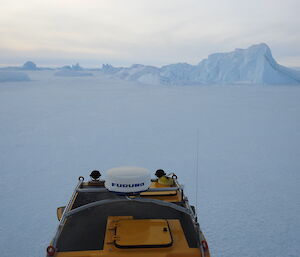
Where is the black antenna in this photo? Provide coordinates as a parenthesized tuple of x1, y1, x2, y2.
(195, 129, 200, 214)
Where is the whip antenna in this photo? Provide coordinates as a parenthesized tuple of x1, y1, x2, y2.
(195, 129, 200, 214)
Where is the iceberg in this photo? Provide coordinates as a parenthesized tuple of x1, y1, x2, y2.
(54, 64, 93, 77)
(101, 43, 300, 85)
(195, 43, 300, 84)
(22, 61, 38, 70)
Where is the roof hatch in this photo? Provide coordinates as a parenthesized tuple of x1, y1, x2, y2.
(114, 219, 172, 248)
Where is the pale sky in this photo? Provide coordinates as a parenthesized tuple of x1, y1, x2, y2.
(0, 0, 299, 67)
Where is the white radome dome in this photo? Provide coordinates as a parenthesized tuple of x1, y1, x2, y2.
(105, 166, 151, 193)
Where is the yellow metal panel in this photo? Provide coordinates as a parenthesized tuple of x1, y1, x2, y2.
(140, 182, 182, 202)
(115, 219, 172, 247)
(140, 190, 177, 196)
(55, 251, 99, 256)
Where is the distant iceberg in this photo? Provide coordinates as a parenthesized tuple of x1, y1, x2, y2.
(22, 61, 38, 70)
(54, 63, 93, 77)
(0, 61, 53, 71)
(0, 71, 30, 82)
(101, 43, 300, 85)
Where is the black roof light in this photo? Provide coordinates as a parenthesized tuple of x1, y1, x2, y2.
(155, 169, 166, 178)
(90, 170, 101, 181)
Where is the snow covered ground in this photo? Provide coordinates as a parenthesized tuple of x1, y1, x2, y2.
(0, 71, 299, 257)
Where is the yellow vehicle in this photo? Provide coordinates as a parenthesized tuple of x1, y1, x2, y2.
(46, 167, 210, 257)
